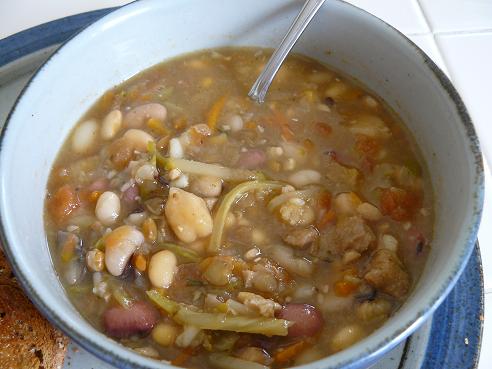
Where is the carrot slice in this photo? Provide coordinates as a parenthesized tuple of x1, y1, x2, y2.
(269, 111, 295, 141)
(274, 341, 307, 364)
(317, 209, 336, 229)
(207, 95, 228, 130)
(171, 348, 194, 367)
(334, 280, 358, 297)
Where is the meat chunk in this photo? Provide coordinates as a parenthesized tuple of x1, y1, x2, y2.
(326, 216, 375, 256)
(282, 227, 318, 248)
(364, 249, 410, 298)
(279, 201, 315, 226)
(237, 292, 281, 318)
(324, 158, 359, 192)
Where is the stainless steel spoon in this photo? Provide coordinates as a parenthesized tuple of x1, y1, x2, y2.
(248, 0, 327, 104)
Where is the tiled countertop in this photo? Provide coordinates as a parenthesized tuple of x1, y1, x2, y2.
(1, 0, 491, 367)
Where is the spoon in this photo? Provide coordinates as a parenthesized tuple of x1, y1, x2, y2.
(248, 0, 327, 104)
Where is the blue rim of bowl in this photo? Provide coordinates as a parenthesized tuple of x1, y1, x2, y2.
(0, 1, 484, 369)
(0, 8, 116, 67)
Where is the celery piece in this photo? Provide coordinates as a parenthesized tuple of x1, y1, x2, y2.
(147, 140, 157, 167)
(113, 287, 135, 309)
(146, 289, 179, 315)
(159, 242, 201, 263)
(208, 180, 283, 252)
(94, 238, 105, 250)
(174, 308, 290, 336)
(157, 156, 264, 182)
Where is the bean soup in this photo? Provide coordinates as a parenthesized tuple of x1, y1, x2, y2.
(45, 48, 432, 368)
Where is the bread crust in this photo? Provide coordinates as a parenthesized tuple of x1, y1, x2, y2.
(0, 251, 69, 369)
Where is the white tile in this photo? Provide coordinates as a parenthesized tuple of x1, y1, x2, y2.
(436, 33, 492, 164)
(407, 34, 449, 75)
(346, 0, 430, 34)
(419, 0, 492, 33)
(0, 0, 131, 39)
(437, 32, 492, 291)
(478, 293, 491, 369)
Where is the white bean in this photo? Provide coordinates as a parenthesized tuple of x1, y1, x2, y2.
(380, 234, 398, 252)
(148, 250, 177, 288)
(170, 173, 189, 188)
(123, 129, 154, 152)
(325, 81, 348, 98)
(288, 169, 321, 187)
(95, 191, 120, 225)
(165, 188, 213, 243)
(169, 138, 184, 158)
(86, 249, 105, 272)
(189, 176, 222, 197)
(101, 110, 122, 140)
(104, 225, 144, 276)
(124, 103, 167, 128)
(126, 212, 147, 226)
(349, 115, 391, 138)
(152, 323, 178, 347)
(334, 192, 361, 215)
(331, 325, 364, 352)
(72, 119, 98, 153)
(357, 202, 382, 221)
(135, 163, 157, 184)
(270, 244, 313, 277)
(363, 95, 379, 108)
(228, 115, 244, 132)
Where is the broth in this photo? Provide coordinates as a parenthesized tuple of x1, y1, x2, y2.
(45, 48, 432, 368)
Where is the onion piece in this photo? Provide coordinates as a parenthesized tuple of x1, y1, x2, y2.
(267, 188, 320, 212)
(158, 156, 264, 182)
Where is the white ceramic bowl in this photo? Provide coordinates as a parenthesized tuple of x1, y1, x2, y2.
(0, 1, 483, 368)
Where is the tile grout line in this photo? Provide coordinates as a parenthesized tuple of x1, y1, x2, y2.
(436, 28, 492, 36)
(413, 0, 453, 78)
(413, 1, 490, 298)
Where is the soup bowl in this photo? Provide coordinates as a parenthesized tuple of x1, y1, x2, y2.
(0, 0, 483, 368)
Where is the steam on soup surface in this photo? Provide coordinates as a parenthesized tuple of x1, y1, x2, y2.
(45, 48, 432, 368)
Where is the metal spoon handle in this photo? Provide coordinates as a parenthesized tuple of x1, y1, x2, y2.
(248, 0, 327, 103)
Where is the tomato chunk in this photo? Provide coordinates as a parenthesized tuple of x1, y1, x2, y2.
(380, 187, 420, 221)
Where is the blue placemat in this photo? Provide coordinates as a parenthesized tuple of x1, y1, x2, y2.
(421, 245, 483, 369)
(0, 8, 116, 67)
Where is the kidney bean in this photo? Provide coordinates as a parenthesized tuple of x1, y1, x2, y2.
(103, 301, 159, 338)
(276, 304, 324, 338)
(238, 149, 266, 169)
(88, 178, 109, 192)
(122, 184, 139, 206)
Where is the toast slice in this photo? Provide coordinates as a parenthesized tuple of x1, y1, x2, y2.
(0, 251, 69, 369)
